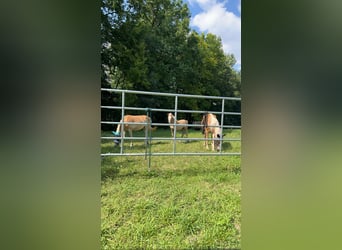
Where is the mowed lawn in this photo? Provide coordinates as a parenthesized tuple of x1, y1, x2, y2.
(101, 129, 241, 249)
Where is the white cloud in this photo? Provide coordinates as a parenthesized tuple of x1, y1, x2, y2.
(194, 0, 218, 9)
(190, 0, 241, 70)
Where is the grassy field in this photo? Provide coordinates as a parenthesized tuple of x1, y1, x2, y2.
(101, 129, 241, 249)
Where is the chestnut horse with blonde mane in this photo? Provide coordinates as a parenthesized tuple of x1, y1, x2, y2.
(167, 113, 188, 138)
(114, 115, 157, 148)
(201, 113, 224, 151)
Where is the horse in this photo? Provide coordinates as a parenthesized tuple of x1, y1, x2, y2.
(113, 115, 157, 148)
(167, 113, 188, 138)
(201, 113, 224, 151)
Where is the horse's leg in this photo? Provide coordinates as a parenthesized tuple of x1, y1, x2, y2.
(203, 129, 206, 147)
(129, 129, 133, 148)
(121, 131, 125, 148)
(145, 125, 148, 146)
(211, 134, 215, 151)
(211, 132, 215, 151)
(205, 130, 209, 149)
(206, 133, 210, 149)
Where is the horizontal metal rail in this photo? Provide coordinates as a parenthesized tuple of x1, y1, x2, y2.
(102, 88, 241, 101)
(101, 136, 241, 141)
(101, 152, 241, 157)
(101, 105, 241, 115)
(101, 121, 241, 129)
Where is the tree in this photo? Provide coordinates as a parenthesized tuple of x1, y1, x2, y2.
(101, 0, 241, 129)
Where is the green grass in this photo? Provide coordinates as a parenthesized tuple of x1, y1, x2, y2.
(101, 129, 241, 249)
(101, 128, 241, 155)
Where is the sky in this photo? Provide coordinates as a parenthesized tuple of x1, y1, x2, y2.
(185, 0, 241, 71)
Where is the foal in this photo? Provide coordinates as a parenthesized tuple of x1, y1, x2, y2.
(167, 113, 188, 138)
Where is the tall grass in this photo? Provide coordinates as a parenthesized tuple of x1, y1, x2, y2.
(101, 129, 241, 249)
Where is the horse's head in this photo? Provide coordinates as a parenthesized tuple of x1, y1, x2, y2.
(214, 133, 225, 151)
(167, 113, 173, 123)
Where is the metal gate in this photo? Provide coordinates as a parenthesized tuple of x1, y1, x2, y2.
(101, 88, 241, 167)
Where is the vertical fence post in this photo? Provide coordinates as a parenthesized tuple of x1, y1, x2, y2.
(220, 99, 225, 153)
(120, 91, 125, 153)
(145, 108, 152, 171)
(145, 111, 148, 160)
(173, 95, 178, 154)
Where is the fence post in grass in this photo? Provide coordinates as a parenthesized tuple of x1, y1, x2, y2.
(120, 91, 125, 153)
(145, 107, 152, 171)
(173, 95, 178, 154)
(220, 98, 225, 153)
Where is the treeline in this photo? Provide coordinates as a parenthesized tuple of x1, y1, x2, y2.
(101, 0, 241, 130)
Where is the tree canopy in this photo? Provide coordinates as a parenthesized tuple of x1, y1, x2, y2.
(101, 0, 241, 128)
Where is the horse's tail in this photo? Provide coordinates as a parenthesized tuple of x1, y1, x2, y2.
(115, 119, 122, 134)
(147, 116, 157, 131)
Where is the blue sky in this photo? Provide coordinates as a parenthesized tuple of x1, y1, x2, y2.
(184, 0, 241, 70)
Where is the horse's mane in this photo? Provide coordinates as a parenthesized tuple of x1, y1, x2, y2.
(201, 112, 209, 134)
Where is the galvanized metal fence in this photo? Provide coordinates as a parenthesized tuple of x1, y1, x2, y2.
(101, 88, 241, 168)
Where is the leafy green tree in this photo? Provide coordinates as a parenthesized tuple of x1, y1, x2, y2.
(101, 0, 241, 128)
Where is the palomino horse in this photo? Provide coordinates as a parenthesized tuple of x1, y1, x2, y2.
(113, 115, 157, 148)
(201, 113, 224, 151)
(167, 113, 188, 138)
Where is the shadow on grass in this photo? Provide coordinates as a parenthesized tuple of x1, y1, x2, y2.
(107, 160, 238, 179)
(101, 156, 145, 180)
(222, 142, 233, 150)
(153, 139, 196, 145)
(102, 159, 240, 180)
(101, 143, 153, 154)
(101, 167, 120, 180)
(101, 143, 120, 154)
(101, 157, 120, 180)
